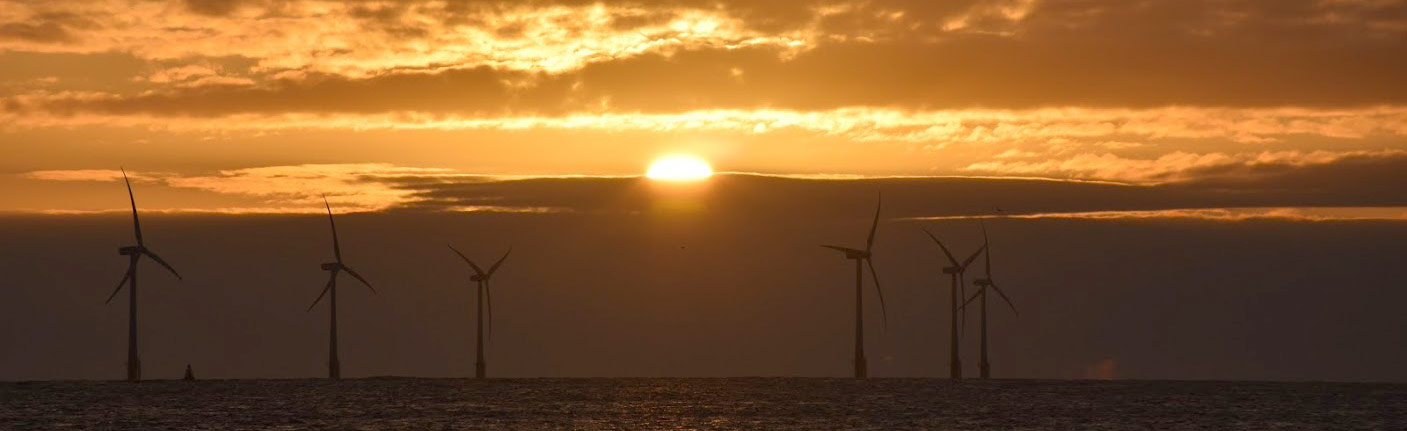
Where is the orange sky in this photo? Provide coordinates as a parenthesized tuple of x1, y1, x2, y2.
(2, 0, 1406, 213)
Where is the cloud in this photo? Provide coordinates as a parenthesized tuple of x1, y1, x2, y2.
(17, 154, 1407, 216)
(0, 1, 819, 77)
(0, 21, 75, 44)
(908, 207, 1407, 222)
(2, 0, 1404, 110)
(18, 163, 612, 213)
(161, 163, 461, 212)
(962, 149, 1407, 183)
(4, 104, 1405, 151)
(23, 169, 157, 182)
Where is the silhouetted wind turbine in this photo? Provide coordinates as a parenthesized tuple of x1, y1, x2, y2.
(922, 229, 984, 380)
(965, 224, 1018, 379)
(306, 196, 376, 380)
(104, 169, 182, 382)
(447, 245, 511, 379)
(821, 194, 888, 379)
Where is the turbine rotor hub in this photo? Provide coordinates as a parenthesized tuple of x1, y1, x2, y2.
(118, 246, 141, 256)
(320, 262, 340, 271)
(942, 267, 960, 274)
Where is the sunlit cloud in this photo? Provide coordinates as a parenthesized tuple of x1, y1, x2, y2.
(18, 162, 1407, 217)
(444, 205, 573, 214)
(19, 163, 635, 214)
(0, 1, 819, 78)
(161, 163, 459, 212)
(23, 169, 160, 182)
(31, 206, 338, 215)
(5, 0, 1407, 214)
(6, 106, 1405, 146)
(942, 0, 1039, 34)
(30, 204, 574, 216)
(22, 164, 459, 213)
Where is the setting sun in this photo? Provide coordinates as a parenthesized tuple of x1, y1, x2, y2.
(646, 155, 714, 181)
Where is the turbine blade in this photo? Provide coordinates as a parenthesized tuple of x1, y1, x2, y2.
(123, 168, 143, 246)
(307, 273, 335, 311)
(341, 266, 376, 295)
(961, 244, 987, 270)
(447, 245, 485, 276)
(820, 245, 863, 255)
(865, 193, 881, 252)
(141, 249, 182, 280)
(866, 258, 887, 331)
(485, 282, 494, 341)
(922, 229, 960, 267)
(105, 268, 133, 304)
(959, 274, 967, 338)
(990, 282, 1019, 316)
(486, 247, 512, 278)
(324, 195, 341, 263)
(959, 287, 982, 310)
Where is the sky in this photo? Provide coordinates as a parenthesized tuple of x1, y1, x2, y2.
(1, 0, 1406, 381)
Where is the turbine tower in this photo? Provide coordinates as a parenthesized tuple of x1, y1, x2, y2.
(922, 229, 984, 380)
(306, 196, 376, 380)
(448, 245, 512, 379)
(104, 169, 182, 382)
(821, 194, 888, 379)
(966, 224, 1018, 379)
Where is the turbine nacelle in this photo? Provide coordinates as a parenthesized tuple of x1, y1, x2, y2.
(320, 262, 341, 271)
(942, 266, 961, 274)
(470, 274, 487, 282)
(118, 245, 142, 256)
(974, 278, 993, 286)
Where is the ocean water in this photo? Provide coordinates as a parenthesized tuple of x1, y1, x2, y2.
(3, 378, 1404, 430)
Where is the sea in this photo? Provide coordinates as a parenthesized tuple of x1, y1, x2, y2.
(3, 378, 1404, 430)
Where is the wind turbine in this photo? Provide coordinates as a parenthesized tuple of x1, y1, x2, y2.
(821, 193, 888, 379)
(965, 224, 1018, 379)
(922, 229, 984, 380)
(447, 245, 511, 379)
(306, 196, 376, 380)
(104, 168, 182, 383)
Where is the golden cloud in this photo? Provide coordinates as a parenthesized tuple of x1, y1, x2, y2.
(19, 163, 609, 214)
(23, 169, 160, 182)
(0, 1, 819, 78)
(5, 106, 1405, 146)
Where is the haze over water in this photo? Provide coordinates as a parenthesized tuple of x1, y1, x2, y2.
(4, 378, 1404, 430)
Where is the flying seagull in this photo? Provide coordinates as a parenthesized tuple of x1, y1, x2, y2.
(104, 168, 182, 383)
(922, 228, 984, 380)
(964, 224, 1018, 379)
(448, 245, 512, 379)
(821, 193, 888, 379)
(306, 196, 376, 380)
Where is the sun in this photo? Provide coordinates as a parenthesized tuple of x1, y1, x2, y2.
(646, 155, 713, 181)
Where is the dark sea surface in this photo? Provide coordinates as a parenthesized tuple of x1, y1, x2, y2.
(3, 378, 1405, 430)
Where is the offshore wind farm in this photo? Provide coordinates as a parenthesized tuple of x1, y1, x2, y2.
(3, 166, 1404, 430)
(4, 0, 1407, 429)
